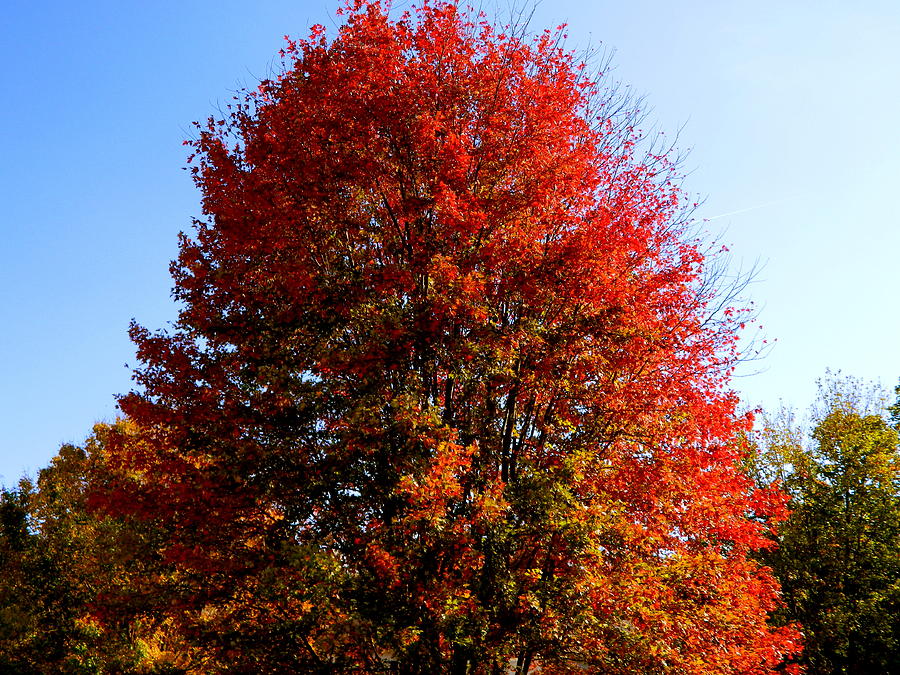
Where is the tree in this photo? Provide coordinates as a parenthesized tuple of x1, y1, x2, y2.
(753, 375, 900, 674)
(98, 1, 799, 671)
(0, 425, 200, 673)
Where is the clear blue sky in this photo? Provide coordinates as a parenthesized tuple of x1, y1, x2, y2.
(2, 1, 899, 483)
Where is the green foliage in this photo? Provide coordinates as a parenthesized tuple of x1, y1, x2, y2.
(0, 470, 105, 673)
(754, 374, 900, 674)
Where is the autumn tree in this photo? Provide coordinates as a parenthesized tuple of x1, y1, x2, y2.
(98, 1, 799, 672)
(753, 375, 900, 674)
(0, 426, 200, 673)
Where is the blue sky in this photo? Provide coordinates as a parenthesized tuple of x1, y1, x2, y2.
(2, 1, 898, 483)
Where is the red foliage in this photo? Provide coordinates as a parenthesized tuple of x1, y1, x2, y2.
(102, 1, 800, 671)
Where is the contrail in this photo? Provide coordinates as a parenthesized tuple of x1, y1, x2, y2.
(705, 197, 790, 222)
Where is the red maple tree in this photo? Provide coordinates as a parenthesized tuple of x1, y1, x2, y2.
(101, 1, 800, 671)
